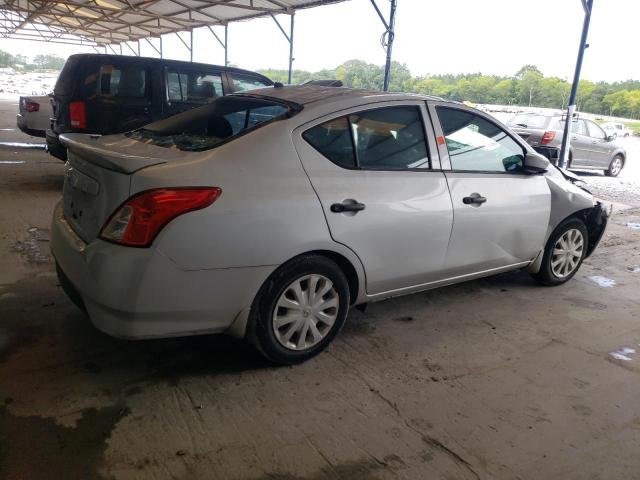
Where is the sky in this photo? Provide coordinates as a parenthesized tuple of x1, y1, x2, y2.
(1, 0, 638, 82)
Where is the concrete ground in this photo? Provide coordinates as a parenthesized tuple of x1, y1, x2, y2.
(1, 98, 639, 480)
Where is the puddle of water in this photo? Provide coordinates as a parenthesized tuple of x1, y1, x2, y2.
(609, 347, 636, 361)
(0, 142, 45, 149)
(587, 275, 616, 288)
(627, 266, 640, 273)
(0, 160, 26, 164)
(625, 222, 640, 230)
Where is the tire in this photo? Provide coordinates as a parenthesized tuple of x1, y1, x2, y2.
(606, 155, 624, 177)
(249, 254, 350, 364)
(531, 218, 588, 286)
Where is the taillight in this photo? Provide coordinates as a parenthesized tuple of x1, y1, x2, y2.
(25, 100, 39, 113)
(69, 101, 86, 129)
(541, 131, 556, 145)
(100, 187, 222, 247)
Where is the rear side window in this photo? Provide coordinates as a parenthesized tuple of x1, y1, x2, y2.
(437, 107, 524, 173)
(99, 65, 147, 98)
(303, 106, 429, 170)
(54, 56, 81, 96)
(303, 117, 355, 168)
(167, 71, 223, 103)
(126, 96, 295, 151)
(231, 74, 271, 93)
(351, 107, 429, 169)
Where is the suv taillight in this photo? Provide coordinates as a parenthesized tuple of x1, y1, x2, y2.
(69, 101, 86, 129)
(541, 131, 556, 145)
(100, 188, 222, 247)
(25, 100, 39, 112)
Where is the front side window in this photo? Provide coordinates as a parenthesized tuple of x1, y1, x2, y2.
(231, 74, 271, 93)
(436, 107, 524, 173)
(587, 121, 606, 139)
(303, 105, 429, 170)
(99, 64, 147, 98)
(127, 96, 292, 151)
(167, 70, 223, 103)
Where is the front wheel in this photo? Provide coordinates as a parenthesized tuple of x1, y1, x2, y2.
(531, 218, 588, 286)
(606, 155, 624, 177)
(249, 254, 350, 364)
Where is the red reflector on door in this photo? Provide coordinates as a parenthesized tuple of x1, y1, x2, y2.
(437, 135, 446, 145)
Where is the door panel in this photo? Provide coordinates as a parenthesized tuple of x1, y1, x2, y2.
(585, 120, 613, 167)
(569, 120, 592, 166)
(428, 102, 551, 275)
(443, 173, 550, 275)
(293, 102, 453, 295)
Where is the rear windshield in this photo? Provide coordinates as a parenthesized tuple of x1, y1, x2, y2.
(507, 114, 549, 129)
(54, 56, 82, 96)
(127, 95, 298, 151)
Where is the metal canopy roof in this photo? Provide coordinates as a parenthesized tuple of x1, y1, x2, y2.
(0, 0, 345, 47)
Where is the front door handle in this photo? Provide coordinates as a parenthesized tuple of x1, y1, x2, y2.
(463, 193, 487, 206)
(330, 200, 366, 213)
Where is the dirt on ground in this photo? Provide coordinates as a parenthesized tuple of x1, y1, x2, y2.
(1, 99, 640, 480)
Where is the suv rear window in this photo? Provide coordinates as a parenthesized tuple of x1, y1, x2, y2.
(507, 114, 548, 129)
(127, 96, 298, 151)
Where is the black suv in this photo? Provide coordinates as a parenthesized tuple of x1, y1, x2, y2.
(47, 54, 273, 160)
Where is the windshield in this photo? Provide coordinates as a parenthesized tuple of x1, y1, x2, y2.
(126, 95, 298, 151)
(507, 114, 549, 129)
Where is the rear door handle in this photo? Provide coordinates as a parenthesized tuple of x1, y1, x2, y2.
(330, 200, 366, 213)
(463, 193, 487, 205)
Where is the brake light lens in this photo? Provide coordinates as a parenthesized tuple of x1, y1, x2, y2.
(541, 131, 556, 145)
(100, 187, 222, 247)
(25, 100, 39, 112)
(69, 101, 86, 129)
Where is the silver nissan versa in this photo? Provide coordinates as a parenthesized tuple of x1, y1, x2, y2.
(51, 85, 609, 364)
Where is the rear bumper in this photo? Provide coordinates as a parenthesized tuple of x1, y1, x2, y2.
(46, 129, 67, 161)
(17, 114, 46, 137)
(50, 201, 273, 339)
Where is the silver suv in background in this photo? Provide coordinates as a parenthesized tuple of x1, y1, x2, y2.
(508, 113, 627, 176)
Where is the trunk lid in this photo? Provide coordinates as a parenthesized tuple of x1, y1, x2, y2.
(60, 133, 180, 243)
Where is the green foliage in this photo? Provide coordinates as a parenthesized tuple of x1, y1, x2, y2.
(0, 50, 64, 70)
(259, 61, 640, 119)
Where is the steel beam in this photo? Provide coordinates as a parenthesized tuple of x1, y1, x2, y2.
(558, 0, 594, 169)
(370, 0, 397, 91)
(270, 13, 295, 84)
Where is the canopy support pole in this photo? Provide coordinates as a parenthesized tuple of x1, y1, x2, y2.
(559, 0, 593, 169)
(207, 24, 228, 66)
(175, 31, 192, 61)
(370, 0, 397, 91)
(270, 12, 295, 84)
(144, 37, 161, 57)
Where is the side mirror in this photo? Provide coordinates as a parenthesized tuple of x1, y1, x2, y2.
(606, 135, 615, 142)
(523, 152, 549, 173)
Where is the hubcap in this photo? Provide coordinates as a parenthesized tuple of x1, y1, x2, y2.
(551, 229, 584, 278)
(272, 274, 339, 351)
(611, 158, 622, 175)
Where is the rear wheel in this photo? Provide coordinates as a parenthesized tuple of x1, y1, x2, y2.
(606, 155, 624, 177)
(249, 254, 350, 364)
(531, 218, 588, 286)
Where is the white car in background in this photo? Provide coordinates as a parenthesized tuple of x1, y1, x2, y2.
(17, 94, 52, 137)
(602, 122, 632, 138)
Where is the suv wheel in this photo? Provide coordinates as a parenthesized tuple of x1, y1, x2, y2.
(531, 218, 588, 286)
(606, 155, 623, 177)
(250, 254, 350, 364)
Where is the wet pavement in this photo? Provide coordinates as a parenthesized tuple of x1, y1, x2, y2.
(1, 100, 640, 480)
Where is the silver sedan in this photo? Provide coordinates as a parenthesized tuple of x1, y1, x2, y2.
(51, 86, 609, 364)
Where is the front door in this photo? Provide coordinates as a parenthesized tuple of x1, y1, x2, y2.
(293, 102, 454, 295)
(429, 103, 551, 277)
(163, 67, 224, 118)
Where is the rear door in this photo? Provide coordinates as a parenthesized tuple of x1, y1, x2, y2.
(163, 67, 224, 117)
(429, 102, 550, 277)
(568, 119, 592, 166)
(293, 101, 453, 295)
